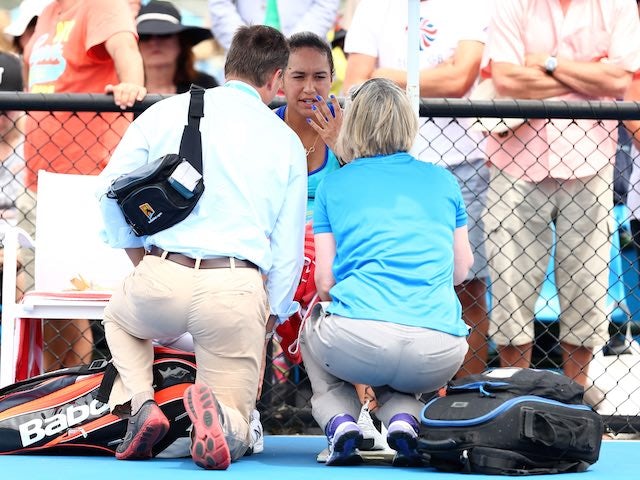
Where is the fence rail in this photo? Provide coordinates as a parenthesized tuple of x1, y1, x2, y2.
(3, 91, 640, 118)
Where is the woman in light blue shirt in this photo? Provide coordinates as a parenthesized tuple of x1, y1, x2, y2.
(301, 78, 473, 467)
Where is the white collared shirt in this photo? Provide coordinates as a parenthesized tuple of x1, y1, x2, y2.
(97, 81, 308, 321)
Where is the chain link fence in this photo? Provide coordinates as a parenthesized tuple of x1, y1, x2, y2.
(0, 93, 639, 435)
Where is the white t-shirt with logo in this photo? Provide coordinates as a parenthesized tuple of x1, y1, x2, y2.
(344, 0, 490, 166)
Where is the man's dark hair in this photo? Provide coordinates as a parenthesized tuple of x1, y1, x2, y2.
(288, 31, 335, 76)
(225, 25, 289, 87)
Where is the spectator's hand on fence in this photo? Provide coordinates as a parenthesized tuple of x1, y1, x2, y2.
(308, 94, 342, 152)
(105, 82, 147, 110)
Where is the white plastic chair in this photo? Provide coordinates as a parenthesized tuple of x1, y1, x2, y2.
(0, 171, 133, 387)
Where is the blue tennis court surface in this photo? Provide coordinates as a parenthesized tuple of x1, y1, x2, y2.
(1, 436, 638, 479)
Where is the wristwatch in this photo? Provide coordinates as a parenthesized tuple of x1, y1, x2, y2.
(544, 56, 558, 75)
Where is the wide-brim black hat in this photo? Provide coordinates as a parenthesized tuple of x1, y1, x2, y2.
(136, 0, 213, 46)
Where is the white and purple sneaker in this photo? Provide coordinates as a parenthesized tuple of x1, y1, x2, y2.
(386, 413, 424, 467)
(325, 413, 364, 466)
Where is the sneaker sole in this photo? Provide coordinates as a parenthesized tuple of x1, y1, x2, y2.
(184, 384, 231, 470)
(387, 431, 423, 467)
(360, 438, 375, 450)
(115, 405, 169, 460)
(326, 430, 364, 466)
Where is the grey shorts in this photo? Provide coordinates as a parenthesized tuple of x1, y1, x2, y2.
(448, 158, 489, 280)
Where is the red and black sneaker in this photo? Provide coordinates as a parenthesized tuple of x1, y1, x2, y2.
(116, 400, 169, 460)
(183, 383, 231, 470)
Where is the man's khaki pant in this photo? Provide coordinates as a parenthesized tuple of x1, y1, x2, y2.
(104, 254, 268, 460)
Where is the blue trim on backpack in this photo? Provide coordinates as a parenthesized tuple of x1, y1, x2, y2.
(447, 381, 511, 395)
(420, 395, 593, 427)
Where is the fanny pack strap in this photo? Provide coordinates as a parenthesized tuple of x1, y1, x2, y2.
(177, 84, 205, 174)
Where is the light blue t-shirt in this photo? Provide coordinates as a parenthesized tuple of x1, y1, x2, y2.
(313, 152, 469, 336)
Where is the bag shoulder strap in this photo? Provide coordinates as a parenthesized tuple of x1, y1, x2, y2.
(95, 347, 198, 405)
(178, 84, 206, 174)
(95, 362, 119, 404)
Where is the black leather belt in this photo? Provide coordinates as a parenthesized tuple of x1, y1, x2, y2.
(148, 246, 258, 270)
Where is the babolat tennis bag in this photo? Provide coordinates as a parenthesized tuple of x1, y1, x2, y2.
(0, 346, 195, 456)
(418, 368, 604, 475)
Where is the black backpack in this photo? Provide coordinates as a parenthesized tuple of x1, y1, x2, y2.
(0, 346, 195, 456)
(418, 368, 604, 475)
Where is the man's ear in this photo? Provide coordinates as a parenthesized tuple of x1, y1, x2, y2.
(266, 68, 283, 95)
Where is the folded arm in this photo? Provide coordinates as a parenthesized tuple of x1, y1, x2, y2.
(377, 41, 485, 98)
(345, 40, 484, 99)
(491, 61, 571, 99)
(525, 54, 632, 99)
(493, 56, 631, 100)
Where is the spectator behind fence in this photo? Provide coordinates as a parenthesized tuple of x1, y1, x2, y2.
(3, 0, 53, 55)
(300, 78, 472, 466)
(622, 1, 640, 270)
(209, 0, 340, 52)
(18, 0, 145, 371)
(482, 0, 640, 387)
(136, 1, 219, 94)
(342, 0, 492, 377)
(0, 52, 27, 304)
(622, 129, 640, 269)
(98, 25, 306, 469)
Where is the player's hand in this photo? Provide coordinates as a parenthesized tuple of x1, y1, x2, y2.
(308, 94, 343, 152)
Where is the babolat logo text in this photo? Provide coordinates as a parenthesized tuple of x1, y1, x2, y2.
(19, 399, 109, 447)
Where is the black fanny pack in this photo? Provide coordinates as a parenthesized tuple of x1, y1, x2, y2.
(107, 85, 205, 236)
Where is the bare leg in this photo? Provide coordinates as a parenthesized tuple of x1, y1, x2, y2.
(498, 342, 533, 368)
(561, 342, 592, 387)
(44, 319, 94, 370)
(455, 278, 489, 377)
